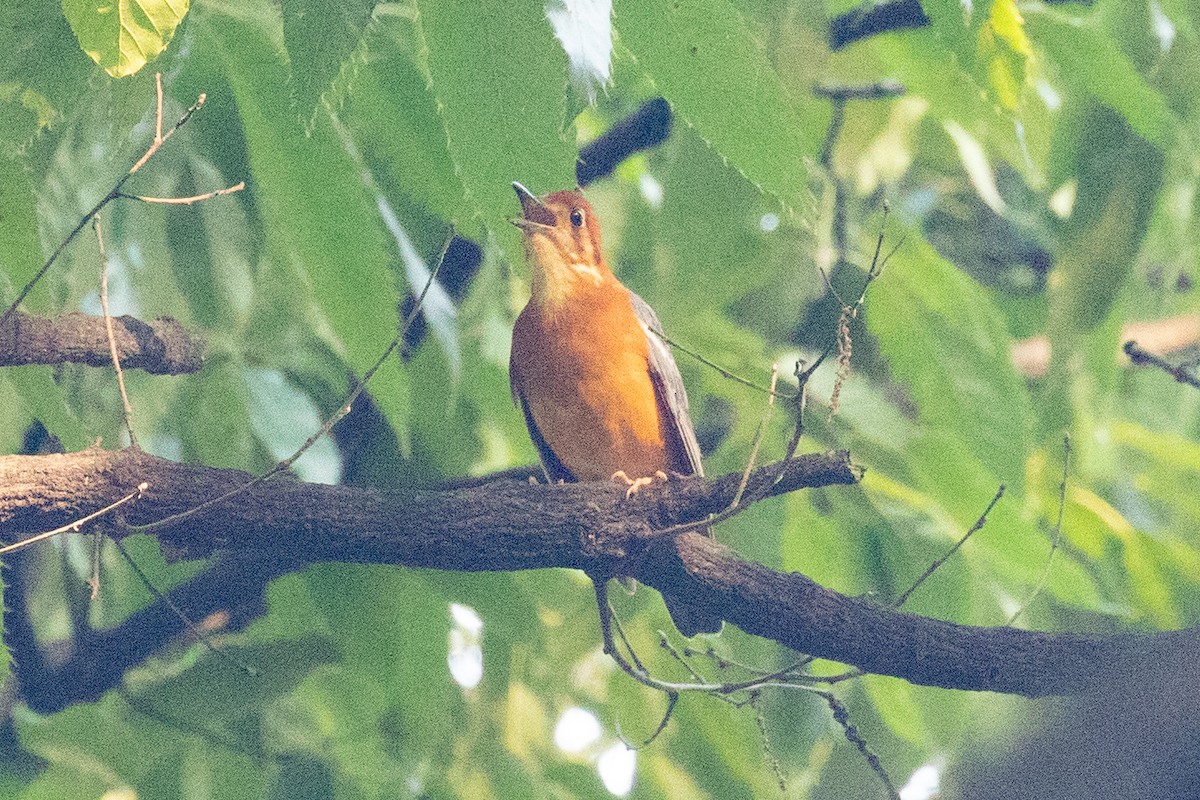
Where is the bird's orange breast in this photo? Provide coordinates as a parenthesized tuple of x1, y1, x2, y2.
(511, 284, 669, 482)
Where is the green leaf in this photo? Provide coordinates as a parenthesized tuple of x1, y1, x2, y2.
(863, 675, 927, 745)
(1050, 104, 1164, 330)
(197, 6, 411, 446)
(613, 0, 822, 218)
(416, 0, 576, 246)
(345, 33, 472, 225)
(2, 368, 90, 452)
(168, 352, 259, 470)
(0, 0, 91, 136)
(1026, 5, 1175, 147)
(0, 155, 42, 303)
(61, 0, 190, 78)
(867, 237, 1034, 489)
(16, 693, 263, 798)
(279, 0, 378, 125)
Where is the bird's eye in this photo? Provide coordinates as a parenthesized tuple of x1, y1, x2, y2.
(569, 208, 585, 228)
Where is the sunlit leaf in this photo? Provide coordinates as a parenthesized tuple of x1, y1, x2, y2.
(61, 0, 190, 78)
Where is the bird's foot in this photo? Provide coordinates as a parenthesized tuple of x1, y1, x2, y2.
(611, 470, 669, 499)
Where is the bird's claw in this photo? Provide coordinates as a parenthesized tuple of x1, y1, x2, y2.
(611, 470, 669, 499)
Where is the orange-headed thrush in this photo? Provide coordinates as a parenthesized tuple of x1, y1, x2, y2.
(508, 182, 721, 636)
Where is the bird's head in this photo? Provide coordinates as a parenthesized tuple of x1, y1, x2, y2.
(512, 182, 611, 306)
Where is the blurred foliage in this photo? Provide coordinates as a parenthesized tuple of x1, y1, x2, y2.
(2, 0, 1200, 797)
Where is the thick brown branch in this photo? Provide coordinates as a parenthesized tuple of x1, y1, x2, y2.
(0, 311, 204, 375)
(0, 448, 858, 569)
(0, 447, 1191, 700)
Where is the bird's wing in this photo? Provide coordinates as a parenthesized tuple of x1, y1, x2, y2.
(629, 291, 704, 478)
(511, 371, 576, 483)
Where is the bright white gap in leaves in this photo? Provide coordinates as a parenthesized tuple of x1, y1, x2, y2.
(944, 121, 1005, 215)
(545, 0, 613, 102)
(759, 212, 780, 232)
(1150, 1, 1176, 51)
(245, 368, 342, 485)
(553, 706, 603, 753)
(639, 173, 664, 209)
(899, 762, 941, 800)
(596, 742, 636, 796)
(447, 602, 484, 689)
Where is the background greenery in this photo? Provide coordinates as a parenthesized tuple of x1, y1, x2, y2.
(2, 0, 1199, 797)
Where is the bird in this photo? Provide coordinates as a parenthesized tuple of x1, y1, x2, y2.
(508, 181, 722, 636)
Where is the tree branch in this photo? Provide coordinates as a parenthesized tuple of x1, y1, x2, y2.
(0, 447, 1193, 703)
(0, 311, 204, 375)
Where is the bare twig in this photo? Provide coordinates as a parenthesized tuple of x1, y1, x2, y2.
(893, 485, 1006, 610)
(731, 367, 781, 510)
(1124, 339, 1200, 390)
(1009, 436, 1071, 625)
(615, 690, 678, 750)
(118, 183, 247, 205)
(129, 73, 205, 175)
(133, 229, 455, 534)
(822, 205, 896, 420)
(751, 693, 787, 793)
(89, 525, 104, 600)
(595, 575, 896, 791)
(819, 689, 900, 800)
(648, 327, 794, 400)
(650, 353, 830, 542)
(110, 535, 259, 676)
(0, 481, 149, 556)
(94, 214, 138, 448)
(0, 74, 235, 331)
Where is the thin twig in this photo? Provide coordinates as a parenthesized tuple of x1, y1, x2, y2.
(651, 352, 829, 540)
(731, 367, 780, 509)
(819, 690, 900, 800)
(615, 691, 679, 749)
(110, 536, 259, 676)
(133, 229, 455, 534)
(89, 527, 104, 600)
(593, 580, 714, 693)
(892, 484, 1006, 610)
(0, 75, 219, 330)
(823, 205, 895, 420)
(1009, 435, 1071, 625)
(1124, 340, 1200, 389)
(0, 482, 149, 555)
(751, 692, 787, 793)
(648, 328, 794, 400)
(94, 214, 138, 448)
(592, 581, 896, 787)
(129, 74, 206, 175)
(118, 183, 247, 205)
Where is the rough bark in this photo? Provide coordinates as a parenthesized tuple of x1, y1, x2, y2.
(2, 446, 1193, 707)
(0, 311, 204, 375)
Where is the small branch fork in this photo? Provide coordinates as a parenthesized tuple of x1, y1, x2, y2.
(0, 73, 244, 332)
(1124, 339, 1200, 390)
(126, 229, 453, 535)
(0, 75, 245, 654)
(593, 471, 1008, 799)
(594, 580, 900, 799)
(593, 227, 901, 795)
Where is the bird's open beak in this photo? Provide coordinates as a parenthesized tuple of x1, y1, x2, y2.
(512, 182, 556, 229)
